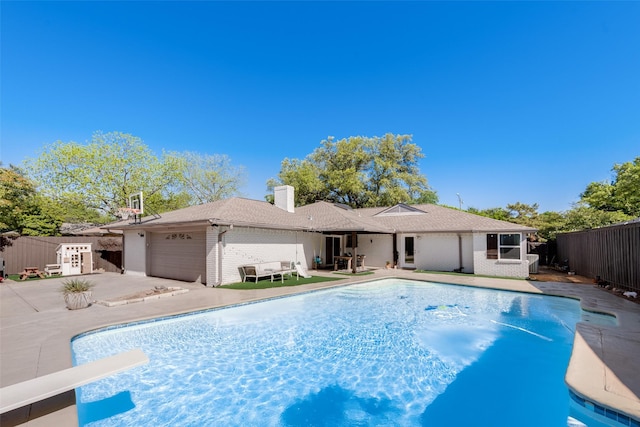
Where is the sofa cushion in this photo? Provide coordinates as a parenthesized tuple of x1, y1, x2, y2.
(256, 262, 282, 275)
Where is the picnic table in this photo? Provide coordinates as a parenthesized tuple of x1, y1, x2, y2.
(20, 267, 45, 280)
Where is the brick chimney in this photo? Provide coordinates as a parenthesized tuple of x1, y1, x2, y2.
(274, 185, 295, 213)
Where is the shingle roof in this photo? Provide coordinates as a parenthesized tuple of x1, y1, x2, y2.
(105, 198, 536, 234)
(358, 203, 536, 233)
(296, 201, 393, 233)
(106, 197, 310, 230)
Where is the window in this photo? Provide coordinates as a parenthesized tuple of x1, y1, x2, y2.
(499, 234, 521, 259)
(165, 233, 192, 240)
(487, 233, 521, 260)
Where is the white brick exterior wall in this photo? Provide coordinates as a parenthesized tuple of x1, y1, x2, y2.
(123, 230, 146, 276)
(125, 225, 530, 284)
(352, 234, 394, 268)
(217, 227, 321, 285)
(472, 232, 530, 278)
(413, 233, 474, 273)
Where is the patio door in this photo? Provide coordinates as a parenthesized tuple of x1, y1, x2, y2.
(402, 235, 416, 269)
(325, 236, 342, 266)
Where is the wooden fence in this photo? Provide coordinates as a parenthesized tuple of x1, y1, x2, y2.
(0, 236, 122, 275)
(557, 221, 640, 292)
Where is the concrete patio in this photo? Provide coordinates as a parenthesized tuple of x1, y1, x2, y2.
(1, 270, 638, 426)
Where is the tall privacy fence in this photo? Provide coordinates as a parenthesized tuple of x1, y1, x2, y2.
(557, 220, 640, 292)
(0, 236, 122, 275)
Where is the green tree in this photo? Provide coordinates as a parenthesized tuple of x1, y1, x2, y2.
(269, 134, 437, 208)
(410, 189, 439, 205)
(19, 194, 63, 236)
(266, 159, 326, 205)
(1, 164, 35, 233)
(0, 164, 62, 239)
(466, 207, 512, 221)
(467, 204, 568, 241)
(367, 134, 436, 206)
(506, 202, 540, 227)
(26, 131, 189, 217)
(580, 157, 640, 217)
(535, 211, 566, 241)
(172, 152, 245, 205)
(312, 136, 370, 207)
(54, 194, 110, 224)
(562, 205, 632, 231)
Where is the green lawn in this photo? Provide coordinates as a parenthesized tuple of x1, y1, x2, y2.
(332, 271, 375, 277)
(7, 274, 58, 282)
(221, 275, 340, 290)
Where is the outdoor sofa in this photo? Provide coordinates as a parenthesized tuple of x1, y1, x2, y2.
(241, 261, 296, 283)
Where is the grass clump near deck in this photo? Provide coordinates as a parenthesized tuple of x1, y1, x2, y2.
(7, 274, 56, 282)
(221, 275, 340, 290)
(333, 271, 374, 277)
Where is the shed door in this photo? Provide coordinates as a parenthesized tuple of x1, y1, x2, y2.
(81, 252, 92, 274)
(149, 231, 206, 284)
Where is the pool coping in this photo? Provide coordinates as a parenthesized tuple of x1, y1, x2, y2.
(1, 270, 638, 425)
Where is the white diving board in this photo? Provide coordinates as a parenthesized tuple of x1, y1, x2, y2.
(0, 348, 148, 414)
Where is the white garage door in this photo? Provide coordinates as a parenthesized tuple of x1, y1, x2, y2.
(150, 231, 206, 284)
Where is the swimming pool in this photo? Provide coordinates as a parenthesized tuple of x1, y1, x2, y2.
(72, 279, 612, 426)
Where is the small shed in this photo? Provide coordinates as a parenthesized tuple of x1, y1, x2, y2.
(56, 243, 93, 276)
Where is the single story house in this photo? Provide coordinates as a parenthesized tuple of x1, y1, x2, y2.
(105, 186, 536, 286)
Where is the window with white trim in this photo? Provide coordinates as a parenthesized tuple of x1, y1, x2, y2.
(486, 233, 521, 260)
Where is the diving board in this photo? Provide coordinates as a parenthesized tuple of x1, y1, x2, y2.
(0, 348, 148, 414)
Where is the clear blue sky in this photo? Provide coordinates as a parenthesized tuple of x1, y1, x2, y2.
(2, 1, 638, 213)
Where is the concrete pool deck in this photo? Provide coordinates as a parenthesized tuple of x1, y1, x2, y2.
(1, 270, 638, 426)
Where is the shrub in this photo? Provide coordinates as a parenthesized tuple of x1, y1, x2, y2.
(60, 278, 95, 294)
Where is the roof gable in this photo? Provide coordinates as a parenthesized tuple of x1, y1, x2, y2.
(374, 203, 426, 216)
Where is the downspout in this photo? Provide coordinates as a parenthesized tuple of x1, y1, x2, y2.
(214, 225, 233, 287)
(458, 234, 463, 272)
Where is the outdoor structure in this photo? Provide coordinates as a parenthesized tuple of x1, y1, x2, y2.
(557, 218, 640, 292)
(107, 186, 535, 286)
(56, 243, 94, 276)
(0, 236, 122, 275)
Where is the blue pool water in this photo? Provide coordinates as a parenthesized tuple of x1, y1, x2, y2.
(72, 279, 613, 426)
